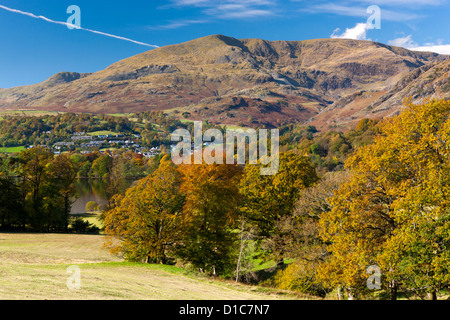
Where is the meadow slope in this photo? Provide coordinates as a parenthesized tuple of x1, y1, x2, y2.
(0, 233, 306, 300)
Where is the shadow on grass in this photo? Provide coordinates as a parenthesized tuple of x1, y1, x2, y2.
(71, 212, 100, 218)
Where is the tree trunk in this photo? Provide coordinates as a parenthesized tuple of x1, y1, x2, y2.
(236, 223, 245, 282)
(347, 288, 356, 300)
(337, 287, 343, 300)
(389, 280, 398, 300)
(64, 194, 70, 232)
(427, 291, 437, 300)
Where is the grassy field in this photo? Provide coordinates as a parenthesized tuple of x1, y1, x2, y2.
(0, 233, 306, 300)
(107, 113, 134, 118)
(0, 146, 26, 153)
(87, 131, 118, 136)
(0, 110, 61, 117)
(72, 212, 104, 230)
(0, 110, 62, 121)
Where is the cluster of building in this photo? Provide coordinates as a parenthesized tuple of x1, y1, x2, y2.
(50, 132, 161, 158)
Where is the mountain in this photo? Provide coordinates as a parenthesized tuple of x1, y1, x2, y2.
(0, 34, 448, 129)
(311, 58, 450, 129)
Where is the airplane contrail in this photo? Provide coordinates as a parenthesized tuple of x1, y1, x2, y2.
(0, 4, 159, 48)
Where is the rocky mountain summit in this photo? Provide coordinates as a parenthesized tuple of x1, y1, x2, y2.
(0, 34, 448, 129)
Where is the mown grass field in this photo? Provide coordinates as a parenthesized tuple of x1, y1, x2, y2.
(0, 233, 308, 300)
(87, 130, 118, 137)
(72, 212, 104, 230)
(0, 146, 26, 153)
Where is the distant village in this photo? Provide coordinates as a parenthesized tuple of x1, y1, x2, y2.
(29, 131, 161, 158)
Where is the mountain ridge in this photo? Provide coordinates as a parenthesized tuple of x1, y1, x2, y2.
(0, 34, 448, 129)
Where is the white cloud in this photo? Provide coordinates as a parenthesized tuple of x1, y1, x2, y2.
(303, 3, 419, 21)
(296, 0, 446, 8)
(410, 45, 450, 55)
(173, 0, 209, 5)
(205, 4, 273, 18)
(388, 35, 417, 47)
(331, 22, 371, 40)
(171, 0, 275, 6)
(170, 0, 275, 12)
(148, 19, 209, 30)
(155, 0, 276, 29)
(356, 0, 445, 5)
(388, 34, 450, 55)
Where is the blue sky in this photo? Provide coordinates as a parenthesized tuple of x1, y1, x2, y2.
(0, 0, 449, 88)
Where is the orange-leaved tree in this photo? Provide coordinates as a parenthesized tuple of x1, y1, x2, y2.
(103, 162, 185, 264)
(176, 160, 243, 276)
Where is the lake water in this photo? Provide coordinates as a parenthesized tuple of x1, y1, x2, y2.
(71, 179, 108, 214)
(71, 179, 137, 214)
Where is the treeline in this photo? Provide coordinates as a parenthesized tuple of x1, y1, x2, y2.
(0, 147, 78, 232)
(278, 118, 379, 172)
(0, 110, 378, 174)
(103, 100, 450, 300)
(69, 150, 161, 180)
(0, 147, 164, 232)
(0, 113, 134, 147)
(1, 148, 161, 180)
(103, 152, 318, 276)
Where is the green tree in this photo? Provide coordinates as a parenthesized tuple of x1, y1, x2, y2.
(0, 175, 25, 230)
(18, 147, 54, 230)
(239, 152, 319, 244)
(91, 154, 112, 178)
(85, 201, 99, 212)
(46, 154, 79, 231)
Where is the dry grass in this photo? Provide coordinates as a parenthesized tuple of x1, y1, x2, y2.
(0, 233, 305, 300)
(0, 233, 118, 265)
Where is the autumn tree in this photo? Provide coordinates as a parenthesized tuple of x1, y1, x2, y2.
(18, 146, 54, 230)
(318, 99, 450, 300)
(176, 160, 243, 276)
(46, 154, 79, 231)
(274, 171, 349, 297)
(239, 152, 319, 261)
(103, 162, 185, 264)
(4, 147, 80, 232)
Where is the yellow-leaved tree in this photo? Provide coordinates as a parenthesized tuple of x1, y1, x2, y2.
(318, 99, 450, 300)
(239, 152, 319, 262)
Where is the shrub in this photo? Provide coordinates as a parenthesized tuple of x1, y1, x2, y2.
(274, 260, 329, 297)
(70, 217, 100, 234)
(85, 201, 99, 212)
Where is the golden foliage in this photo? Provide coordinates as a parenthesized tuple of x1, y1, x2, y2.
(317, 99, 450, 298)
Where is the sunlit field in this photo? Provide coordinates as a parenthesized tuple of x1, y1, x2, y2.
(0, 233, 305, 300)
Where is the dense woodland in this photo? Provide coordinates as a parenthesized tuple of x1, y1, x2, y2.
(0, 100, 449, 299)
(103, 100, 450, 300)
